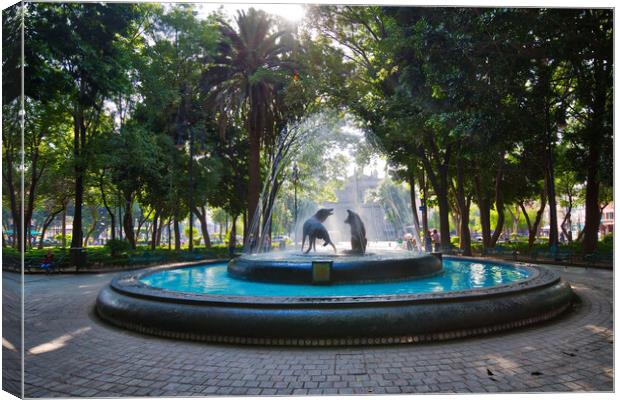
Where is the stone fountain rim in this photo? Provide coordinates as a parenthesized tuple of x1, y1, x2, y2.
(109, 256, 558, 306)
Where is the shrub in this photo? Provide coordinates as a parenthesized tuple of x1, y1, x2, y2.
(450, 236, 460, 247)
(106, 239, 131, 256)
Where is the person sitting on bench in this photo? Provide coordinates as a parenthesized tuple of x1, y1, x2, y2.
(40, 250, 54, 273)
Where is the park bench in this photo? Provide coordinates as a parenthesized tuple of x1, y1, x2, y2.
(485, 246, 519, 260)
(442, 244, 463, 255)
(21, 254, 66, 273)
(128, 251, 164, 265)
(179, 251, 215, 261)
(583, 251, 613, 266)
(43, 254, 66, 273)
(2, 255, 21, 272)
(530, 247, 572, 263)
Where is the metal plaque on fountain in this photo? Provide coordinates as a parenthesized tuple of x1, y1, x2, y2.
(312, 260, 332, 284)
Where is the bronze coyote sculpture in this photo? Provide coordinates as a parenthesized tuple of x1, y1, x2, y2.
(301, 208, 337, 253)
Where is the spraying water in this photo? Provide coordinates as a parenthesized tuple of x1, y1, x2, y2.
(244, 112, 425, 254)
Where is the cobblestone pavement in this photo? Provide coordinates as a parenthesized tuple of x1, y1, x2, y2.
(2, 264, 613, 397)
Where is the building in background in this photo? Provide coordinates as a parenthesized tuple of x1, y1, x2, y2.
(322, 170, 394, 242)
(600, 202, 614, 237)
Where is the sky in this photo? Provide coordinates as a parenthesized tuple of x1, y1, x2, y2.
(196, 2, 307, 23)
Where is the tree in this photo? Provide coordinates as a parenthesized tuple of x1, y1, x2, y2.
(104, 124, 167, 249)
(202, 8, 295, 250)
(133, 4, 220, 250)
(3, 3, 74, 251)
(28, 3, 143, 261)
(561, 10, 613, 253)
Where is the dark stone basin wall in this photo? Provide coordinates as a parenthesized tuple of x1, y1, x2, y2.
(96, 260, 575, 345)
(227, 253, 443, 284)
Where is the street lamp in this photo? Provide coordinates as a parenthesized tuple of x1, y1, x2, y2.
(292, 163, 299, 247)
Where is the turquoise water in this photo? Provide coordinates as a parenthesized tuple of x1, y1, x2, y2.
(139, 259, 531, 297)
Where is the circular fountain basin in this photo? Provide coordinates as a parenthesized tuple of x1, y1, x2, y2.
(227, 250, 442, 283)
(96, 257, 575, 346)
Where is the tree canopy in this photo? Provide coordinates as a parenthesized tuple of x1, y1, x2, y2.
(2, 4, 613, 258)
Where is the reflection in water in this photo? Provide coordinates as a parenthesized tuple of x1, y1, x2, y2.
(140, 260, 530, 298)
(469, 263, 486, 286)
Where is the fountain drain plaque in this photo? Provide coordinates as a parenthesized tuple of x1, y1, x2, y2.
(312, 260, 333, 284)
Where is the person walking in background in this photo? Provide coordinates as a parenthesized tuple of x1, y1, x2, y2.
(425, 231, 433, 253)
(432, 229, 440, 252)
(404, 233, 414, 251)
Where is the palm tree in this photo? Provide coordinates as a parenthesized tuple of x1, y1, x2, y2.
(202, 8, 293, 250)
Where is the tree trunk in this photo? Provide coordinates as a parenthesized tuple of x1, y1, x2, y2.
(520, 193, 547, 249)
(407, 169, 421, 239)
(454, 160, 471, 256)
(99, 177, 115, 241)
(419, 147, 451, 250)
(582, 56, 609, 254)
(473, 173, 491, 249)
(123, 195, 135, 249)
(37, 208, 63, 249)
(260, 175, 281, 250)
(167, 218, 172, 250)
(561, 210, 572, 242)
(544, 104, 559, 248)
(435, 189, 450, 250)
(135, 209, 153, 245)
(71, 96, 86, 250)
(173, 213, 181, 250)
(507, 206, 520, 238)
(490, 162, 505, 247)
(24, 146, 44, 252)
(150, 211, 159, 250)
(582, 170, 601, 253)
(61, 208, 66, 248)
(243, 209, 248, 244)
(479, 199, 491, 248)
(459, 198, 472, 256)
(83, 205, 98, 248)
(560, 189, 573, 242)
(225, 214, 229, 237)
(437, 167, 451, 250)
(228, 214, 238, 252)
(247, 89, 262, 251)
(4, 152, 21, 250)
(118, 191, 123, 239)
(194, 206, 212, 248)
(582, 138, 602, 253)
(419, 169, 429, 239)
(156, 216, 164, 246)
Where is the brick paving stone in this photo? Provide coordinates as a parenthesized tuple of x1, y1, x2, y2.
(3, 264, 611, 398)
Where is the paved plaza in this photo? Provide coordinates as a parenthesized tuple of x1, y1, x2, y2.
(2, 263, 614, 397)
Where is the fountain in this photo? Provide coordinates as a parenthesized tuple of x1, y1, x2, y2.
(96, 212, 574, 346)
(96, 117, 574, 345)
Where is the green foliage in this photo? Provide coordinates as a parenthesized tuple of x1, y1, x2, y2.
(2, 244, 242, 270)
(3, 6, 613, 257)
(106, 239, 131, 256)
(366, 177, 412, 231)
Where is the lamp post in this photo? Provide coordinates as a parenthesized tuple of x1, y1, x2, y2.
(292, 163, 299, 247)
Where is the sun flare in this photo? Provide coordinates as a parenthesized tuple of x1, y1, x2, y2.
(199, 3, 306, 23)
